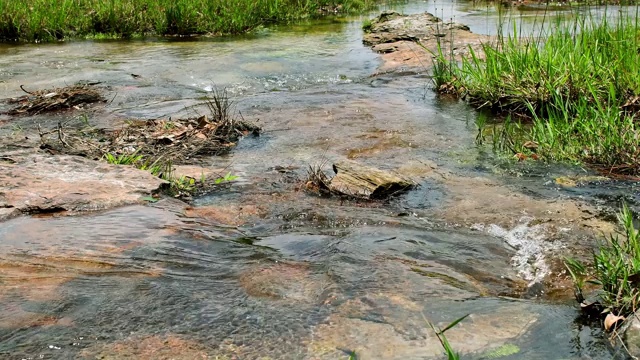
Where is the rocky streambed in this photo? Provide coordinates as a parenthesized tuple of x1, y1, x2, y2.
(0, 4, 638, 359)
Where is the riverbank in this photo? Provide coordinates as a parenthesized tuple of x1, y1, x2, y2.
(0, 0, 373, 42)
(431, 8, 640, 177)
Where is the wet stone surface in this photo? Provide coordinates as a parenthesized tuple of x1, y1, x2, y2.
(363, 11, 490, 73)
(0, 154, 167, 220)
(0, 3, 633, 359)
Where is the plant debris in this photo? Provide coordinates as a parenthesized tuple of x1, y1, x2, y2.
(38, 90, 260, 164)
(39, 115, 259, 164)
(5, 84, 105, 115)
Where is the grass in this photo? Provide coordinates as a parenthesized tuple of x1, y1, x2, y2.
(362, 18, 372, 32)
(566, 204, 640, 318)
(0, 0, 374, 42)
(103, 152, 144, 165)
(425, 314, 468, 360)
(432, 9, 640, 175)
(106, 153, 238, 196)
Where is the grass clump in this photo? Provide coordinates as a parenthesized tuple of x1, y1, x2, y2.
(433, 12, 640, 175)
(0, 0, 374, 42)
(566, 204, 640, 318)
(362, 18, 372, 32)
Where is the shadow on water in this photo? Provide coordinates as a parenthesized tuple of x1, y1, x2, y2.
(0, 1, 637, 359)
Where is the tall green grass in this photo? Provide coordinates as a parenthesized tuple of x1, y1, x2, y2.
(433, 9, 640, 175)
(0, 0, 373, 42)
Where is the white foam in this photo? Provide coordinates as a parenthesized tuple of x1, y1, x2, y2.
(473, 217, 562, 285)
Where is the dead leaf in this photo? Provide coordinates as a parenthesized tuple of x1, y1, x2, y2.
(523, 141, 539, 150)
(604, 313, 625, 331)
(197, 115, 210, 129)
(514, 153, 527, 162)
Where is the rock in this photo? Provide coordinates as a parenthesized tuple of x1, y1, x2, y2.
(363, 11, 489, 73)
(308, 301, 537, 359)
(329, 161, 415, 199)
(623, 312, 640, 358)
(363, 11, 454, 46)
(0, 154, 167, 220)
(80, 335, 211, 359)
(171, 165, 227, 181)
(238, 262, 331, 303)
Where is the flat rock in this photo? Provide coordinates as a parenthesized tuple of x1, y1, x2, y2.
(308, 300, 537, 359)
(363, 11, 471, 46)
(329, 161, 415, 199)
(0, 154, 167, 220)
(363, 11, 489, 73)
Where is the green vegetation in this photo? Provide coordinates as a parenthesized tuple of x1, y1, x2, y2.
(103, 152, 144, 166)
(362, 18, 372, 32)
(0, 0, 374, 42)
(433, 11, 640, 175)
(566, 204, 640, 317)
(426, 314, 468, 360)
(104, 153, 238, 196)
(481, 344, 520, 358)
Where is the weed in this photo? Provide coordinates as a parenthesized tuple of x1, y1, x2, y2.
(424, 314, 468, 360)
(103, 152, 144, 165)
(362, 19, 372, 32)
(214, 171, 238, 184)
(566, 204, 640, 317)
(170, 175, 197, 194)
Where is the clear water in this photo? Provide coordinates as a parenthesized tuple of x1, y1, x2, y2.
(0, 1, 637, 359)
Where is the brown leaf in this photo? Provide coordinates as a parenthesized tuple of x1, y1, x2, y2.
(523, 141, 539, 150)
(604, 313, 625, 331)
(514, 153, 527, 162)
(196, 115, 210, 129)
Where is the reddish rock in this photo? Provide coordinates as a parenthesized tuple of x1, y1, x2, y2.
(0, 154, 167, 220)
(363, 11, 489, 73)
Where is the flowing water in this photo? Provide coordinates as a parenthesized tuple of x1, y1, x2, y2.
(1, 1, 639, 359)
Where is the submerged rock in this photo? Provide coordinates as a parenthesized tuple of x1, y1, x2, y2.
(0, 154, 167, 220)
(308, 301, 537, 359)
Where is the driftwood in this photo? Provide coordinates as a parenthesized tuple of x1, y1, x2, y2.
(328, 161, 415, 199)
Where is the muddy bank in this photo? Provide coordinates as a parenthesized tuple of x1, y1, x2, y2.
(363, 11, 489, 73)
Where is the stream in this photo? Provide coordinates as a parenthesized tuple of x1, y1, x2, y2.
(1, 1, 639, 359)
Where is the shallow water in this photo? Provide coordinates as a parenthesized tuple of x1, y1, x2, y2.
(0, 1, 637, 359)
